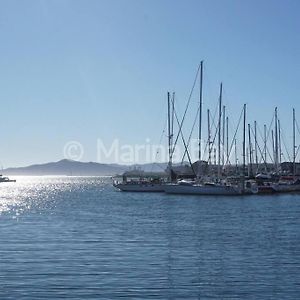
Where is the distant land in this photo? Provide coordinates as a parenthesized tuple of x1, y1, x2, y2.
(1, 159, 168, 176)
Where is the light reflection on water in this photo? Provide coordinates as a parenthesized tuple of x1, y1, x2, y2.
(0, 176, 108, 215)
(0, 176, 300, 299)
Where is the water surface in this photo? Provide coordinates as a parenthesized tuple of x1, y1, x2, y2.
(0, 176, 299, 299)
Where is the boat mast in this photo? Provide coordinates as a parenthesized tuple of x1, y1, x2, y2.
(248, 123, 253, 177)
(222, 105, 225, 167)
(207, 109, 211, 165)
(167, 92, 172, 180)
(264, 124, 267, 171)
(217, 83, 222, 179)
(272, 130, 275, 168)
(274, 107, 279, 173)
(278, 119, 282, 166)
(254, 121, 258, 170)
(226, 116, 229, 166)
(171, 92, 175, 153)
(293, 108, 296, 179)
(198, 60, 203, 162)
(235, 138, 238, 173)
(214, 148, 216, 166)
(242, 104, 246, 190)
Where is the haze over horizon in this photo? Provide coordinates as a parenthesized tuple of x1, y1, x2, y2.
(1, 0, 300, 168)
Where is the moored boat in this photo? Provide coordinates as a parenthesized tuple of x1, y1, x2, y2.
(164, 179, 258, 196)
(113, 181, 165, 192)
(164, 182, 242, 195)
(0, 175, 16, 183)
(113, 170, 167, 192)
(272, 178, 300, 193)
(257, 184, 276, 194)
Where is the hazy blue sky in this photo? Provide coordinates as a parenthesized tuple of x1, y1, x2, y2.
(0, 0, 300, 167)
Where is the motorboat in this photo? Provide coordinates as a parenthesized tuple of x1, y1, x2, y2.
(0, 175, 16, 183)
(113, 180, 165, 192)
(113, 170, 167, 192)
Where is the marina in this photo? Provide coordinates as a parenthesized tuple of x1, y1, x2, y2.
(113, 63, 300, 197)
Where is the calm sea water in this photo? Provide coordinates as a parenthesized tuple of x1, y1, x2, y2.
(0, 176, 299, 299)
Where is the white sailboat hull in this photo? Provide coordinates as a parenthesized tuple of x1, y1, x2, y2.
(164, 183, 242, 195)
(272, 184, 300, 193)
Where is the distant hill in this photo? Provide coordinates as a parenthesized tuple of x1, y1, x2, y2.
(2, 159, 169, 176)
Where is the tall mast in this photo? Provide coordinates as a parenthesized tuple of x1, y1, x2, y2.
(272, 129, 275, 167)
(278, 119, 282, 166)
(274, 107, 278, 172)
(167, 92, 172, 178)
(254, 121, 258, 168)
(264, 124, 267, 171)
(217, 83, 222, 179)
(234, 138, 238, 173)
(214, 148, 216, 166)
(207, 109, 211, 165)
(242, 104, 246, 180)
(171, 92, 175, 152)
(246, 145, 249, 176)
(248, 123, 253, 177)
(222, 105, 225, 167)
(198, 61, 203, 162)
(226, 116, 229, 166)
(293, 108, 296, 179)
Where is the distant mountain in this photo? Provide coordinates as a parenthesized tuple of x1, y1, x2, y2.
(2, 159, 169, 176)
(2, 159, 127, 176)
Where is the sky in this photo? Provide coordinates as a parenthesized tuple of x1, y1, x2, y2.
(0, 0, 300, 167)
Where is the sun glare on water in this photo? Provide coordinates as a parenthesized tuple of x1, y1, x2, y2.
(0, 176, 109, 216)
(0, 176, 72, 216)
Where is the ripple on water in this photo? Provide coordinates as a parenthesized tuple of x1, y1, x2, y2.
(0, 176, 300, 299)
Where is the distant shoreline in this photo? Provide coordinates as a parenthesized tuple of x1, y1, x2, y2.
(1, 159, 169, 176)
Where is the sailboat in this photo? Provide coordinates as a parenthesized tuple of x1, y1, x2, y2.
(112, 168, 167, 192)
(272, 108, 300, 192)
(164, 63, 255, 196)
(113, 92, 174, 192)
(164, 180, 243, 195)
